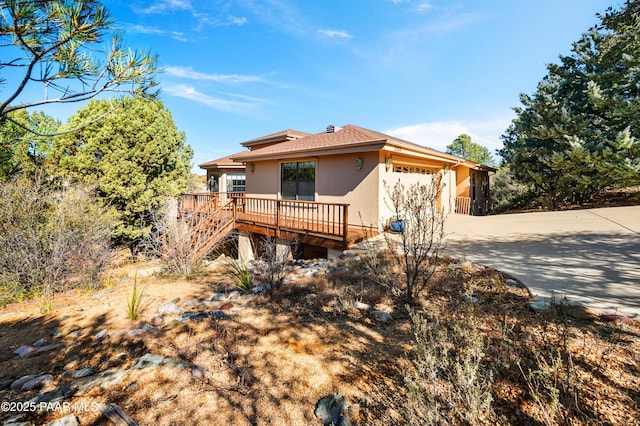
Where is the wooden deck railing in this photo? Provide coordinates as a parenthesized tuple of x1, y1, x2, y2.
(179, 192, 245, 213)
(455, 196, 471, 215)
(235, 197, 349, 241)
(179, 193, 350, 243)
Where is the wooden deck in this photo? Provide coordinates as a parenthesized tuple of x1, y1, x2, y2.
(179, 192, 374, 250)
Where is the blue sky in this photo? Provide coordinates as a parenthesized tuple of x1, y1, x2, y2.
(19, 1, 618, 171)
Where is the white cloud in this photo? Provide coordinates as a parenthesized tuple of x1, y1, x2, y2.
(163, 83, 262, 112)
(318, 29, 352, 39)
(136, 0, 192, 14)
(164, 66, 264, 83)
(125, 24, 188, 42)
(412, 2, 434, 12)
(385, 116, 514, 155)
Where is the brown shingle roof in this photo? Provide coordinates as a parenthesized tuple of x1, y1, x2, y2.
(227, 124, 495, 171)
(233, 125, 391, 160)
(241, 129, 311, 148)
(199, 150, 249, 169)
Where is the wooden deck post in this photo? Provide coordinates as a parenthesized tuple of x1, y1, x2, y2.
(342, 205, 349, 244)
(275, 199, 281, 238)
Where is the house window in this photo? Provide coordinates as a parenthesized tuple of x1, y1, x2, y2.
(208, 174, 219, 192)
(393, 164, 435, 174)
(226, 174, 246, 192)
(281, 161, 315, 201)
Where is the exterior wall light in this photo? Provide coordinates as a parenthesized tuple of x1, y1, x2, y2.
(250, 163, 255, 173)
(356, 157, 363, 170)
(385, 156, 392, 171)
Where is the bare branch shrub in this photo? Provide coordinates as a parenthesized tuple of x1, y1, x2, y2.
(382, 175, 445, 303)
(254, 235, 298, 290)
(142, 199, 233, 278)
(0, 177, 114, 308)
(405, 307, 494, 425)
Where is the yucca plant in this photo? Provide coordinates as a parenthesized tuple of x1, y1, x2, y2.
(224, 258, 252, 293)
(127, 273, 148, 320)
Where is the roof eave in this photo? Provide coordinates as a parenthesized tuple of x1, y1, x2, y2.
(233, 139, 388, 162)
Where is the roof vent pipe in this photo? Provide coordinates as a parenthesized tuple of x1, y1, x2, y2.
(326, 125, 335, 133)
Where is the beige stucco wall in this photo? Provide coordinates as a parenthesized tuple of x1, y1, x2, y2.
(246, 153, 382, 227)
(245, 160, 280, 198)
(317, 151, 381, 228)
(377, 159, 441, 224)
(243, 151, 485, 230)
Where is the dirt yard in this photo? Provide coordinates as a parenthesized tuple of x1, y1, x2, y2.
(0, 254, 638, 425)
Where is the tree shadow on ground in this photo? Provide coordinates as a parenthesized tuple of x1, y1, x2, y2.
(445, 232, 640, 318)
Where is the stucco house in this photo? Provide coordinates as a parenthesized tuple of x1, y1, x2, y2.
(188, 124, 494, 258)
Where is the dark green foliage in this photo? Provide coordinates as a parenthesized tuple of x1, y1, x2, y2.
(499, 0, 640, 209)
(447, 134, 496, 166)
(0, 111, 60, 180)
(53, 97, 193, 245)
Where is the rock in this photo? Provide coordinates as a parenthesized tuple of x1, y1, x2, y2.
(163, 359, 185, 369)
(21, 374, 54, 391)
(565, 305, 599, 321)
(182, 298, 201, 307)
(137, 266, 162, 277)
(13, 345, 35, 357)
(210, 311, 225, 318)
(97, 402, 137, 426)
(94, 329, 109, 341)
(600, 314, 634, 325)
(29, 382, 74, 405)
(140, 323, 158, 331)
(32, 338, 46, 347)
(371, 310, 392, 322)
(73, 370, 128, 394)
(210, 293, 224, 302)
(185, 312, 209, 321)
(305, 269, 319, 277)
(58, 325, 80, 337)
(133, 353, 164, 369)
(46, 414, 80, 426)
(219, 302, 234, 310)
(158, 302, 181, 315)
(69, 330, 83, 339)
(505, 278, 519, 288)
(354, 302, 371, 311)
(2, 414, 27, 426)
(529, 301, 552, 312)
(227, 291, 241, 300)
(153, 391, 166, 400)
(10, 375, 36, 390)
(191, 364, 206, 380)
(464, 294, 478, 303)
(0, 379, 14, 390)
(36, 343, 63, 354)
(151, 316, 165, 326)
(72, 368, 95, 379)
(251, 284, 270, 294)
(314, 393, 352, 426)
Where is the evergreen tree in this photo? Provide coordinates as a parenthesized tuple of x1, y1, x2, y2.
(53, 97, 193, 246)
(446, 134, 496, 166)
(499, 0, 640, 208)
(0, 110, 59, 180)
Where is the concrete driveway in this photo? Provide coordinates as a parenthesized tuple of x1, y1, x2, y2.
(443, 206, 640, 318)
